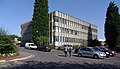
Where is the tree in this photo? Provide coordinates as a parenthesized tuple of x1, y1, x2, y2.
(32, 0, 49, 45)
(0, 27, 18, 56)
(0, 27, 7, 35)
(89, 38, 101, 47)
(104, 2, 120, 49)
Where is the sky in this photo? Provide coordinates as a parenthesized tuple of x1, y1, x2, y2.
(0, 0, 120, 40)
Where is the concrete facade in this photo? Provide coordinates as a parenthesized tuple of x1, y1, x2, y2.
(21, 11, 98, 47)
(21, 21, 32, 45)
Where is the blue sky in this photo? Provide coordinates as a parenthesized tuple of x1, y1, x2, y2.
(0, 0, 120, 40)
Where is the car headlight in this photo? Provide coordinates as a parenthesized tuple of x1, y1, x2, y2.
(99, 53, 104, 56)
(106, 52, 109, 54)
(112, 51, 114, 54)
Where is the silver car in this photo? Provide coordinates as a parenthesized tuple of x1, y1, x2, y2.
(78, 47, 106, 59)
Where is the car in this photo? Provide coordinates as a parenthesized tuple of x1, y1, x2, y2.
(78, 47, 106, 59)
(25, 43, 37, 49)
(74, 47, 80, 53)
(113, 47, 120, 53)
(57, 45, 73, 50)
(37, 45, 51, 52)
(74, 46, 84, 53)
(97, 46, 117, 57)
(95, 46, 110, 58)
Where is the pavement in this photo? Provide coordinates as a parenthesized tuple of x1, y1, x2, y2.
(0, 51, 34, 63)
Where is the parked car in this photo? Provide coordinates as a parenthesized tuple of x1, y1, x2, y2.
(78, 47, 106, 59)
(57, 45, 73, 50)
(75, 47, 80, 53)
(74, 46, 84, 53)
(25, 43, 37, 49)
(37, 45, 51, 52)
(113, 47, 120, 53)
(97, 46, 117, 57)
(95, 46, 110, 58)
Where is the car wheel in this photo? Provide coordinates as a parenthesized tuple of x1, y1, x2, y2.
(93, 54, 99, 59)
(78, 53, 82, 57)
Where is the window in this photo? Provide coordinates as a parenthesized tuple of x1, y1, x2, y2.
(75, 31, 77, 35)
(86, 48, 92, 52)
(54, 16, 59, 22)
(54, 36, 59, 42)
(80, 48, 86, 51)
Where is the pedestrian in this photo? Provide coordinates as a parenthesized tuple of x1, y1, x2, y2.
(64, 46, 68, 57)
(68, 46, 72, 57)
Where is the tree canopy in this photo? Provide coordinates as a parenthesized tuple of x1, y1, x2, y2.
(104, 1, 120, 49)
(32, 0, 49, 45)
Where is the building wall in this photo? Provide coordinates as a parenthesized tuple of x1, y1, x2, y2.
(21, 11, 98, 47)
(49, 11, 98, 47)
(21, 21, 32, 45)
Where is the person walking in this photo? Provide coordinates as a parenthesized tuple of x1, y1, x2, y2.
(64, 46, 68, 57)
(68, 46, 72, 57)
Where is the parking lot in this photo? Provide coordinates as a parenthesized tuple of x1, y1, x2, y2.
(53, 49, 120, 64)
(1, 47, 120, 69)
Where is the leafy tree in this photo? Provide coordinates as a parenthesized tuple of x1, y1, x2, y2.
(32, 0, 49, 45)
(104, 2, 120, 49)
(36, 36, 48, 45)
(80, 41, 88, 46)
(0, 27, 7, 35)
(89, 38, 101, 47)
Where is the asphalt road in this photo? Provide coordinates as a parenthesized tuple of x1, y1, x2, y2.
(1, 46, 120, 69)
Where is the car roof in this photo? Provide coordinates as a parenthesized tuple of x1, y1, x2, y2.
(81, 46, 94, 48)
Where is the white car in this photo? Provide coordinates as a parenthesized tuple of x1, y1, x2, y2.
(25, 43, 37, 49)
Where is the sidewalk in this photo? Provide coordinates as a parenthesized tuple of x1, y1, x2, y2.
(0, 51, 34, 63)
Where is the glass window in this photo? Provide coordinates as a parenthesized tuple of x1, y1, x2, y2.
(54, 16, 59, 22)
(75, 31, 77, 35)
(80, 48, 86, 51)
(54, 36, 59, 42)
(86, 48, 92, 51)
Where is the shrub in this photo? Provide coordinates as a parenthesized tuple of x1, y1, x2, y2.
(36, 36, 48, 45)
(73, 45, 80, 50)
(48, 44, 55, 49)
(0, 28, 18, 56)
(0, 35, 18, 54)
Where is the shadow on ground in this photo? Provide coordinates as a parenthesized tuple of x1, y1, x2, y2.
(1, 61, 120, 69)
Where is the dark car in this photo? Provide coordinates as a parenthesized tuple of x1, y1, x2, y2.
(74, 47, 80, 53)
(37, 45, 51, 52)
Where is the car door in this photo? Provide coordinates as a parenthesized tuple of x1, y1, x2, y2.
(86, 48, 94, 57)
(80, 47, 87, 56)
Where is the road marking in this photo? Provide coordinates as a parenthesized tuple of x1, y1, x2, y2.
(9, 54, 35, 62)
(54, 53, 66, 58)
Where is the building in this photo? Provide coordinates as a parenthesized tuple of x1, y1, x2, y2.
(21, 21, 32, 46)
(21, 11, 98, 47)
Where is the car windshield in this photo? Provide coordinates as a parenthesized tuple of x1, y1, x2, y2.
(31, 44, 35, 46)
(100, 47, 109, 50)
(92, 47, 100, 52)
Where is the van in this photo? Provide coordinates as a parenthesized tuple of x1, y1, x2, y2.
(25, 43, 37, 49)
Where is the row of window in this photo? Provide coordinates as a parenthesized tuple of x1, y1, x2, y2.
(54, 36, 85, 43)
(53, 26, 97, 38)
(53, 16, 97, 33)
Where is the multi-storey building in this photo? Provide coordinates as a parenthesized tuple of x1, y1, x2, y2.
(21, 21, 32, 45)
(49, 11, 97, 47)
(21, 11, 98, 47)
